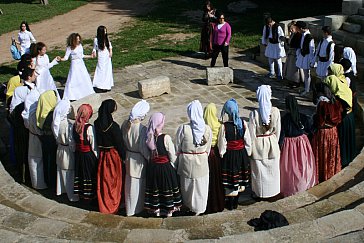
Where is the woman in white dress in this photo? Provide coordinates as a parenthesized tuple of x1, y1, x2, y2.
(58, 33, 95, 101)
(14, 21, 36, 55)
(175, 100, 212, 215)
(52, 100, 78, 202)
(33, 42, 59, 96)
(248, 85, 281, 199)
(121, 100, 150, 216)
(92, 26, 114, 92)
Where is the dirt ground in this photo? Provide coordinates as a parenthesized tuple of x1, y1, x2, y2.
(0, 0, 156, 65)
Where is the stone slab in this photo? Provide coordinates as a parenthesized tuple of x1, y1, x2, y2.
(17, 236, 70, 243)
(81, 211, 122, 228)
(163, 215, 204, 230)
(0, 229, 22, 242)
(332, 30, 347, 42)
(206, 67, 234, 86)
(348, 15, 364, 29)
(58, 224, 96, 241)
(17, 194, 56, 216)
(359, 7, 364, 16)
(88, 228, 130, 242)
(69, 93, 113, 120)
(0, 181, 33, 203)
(275, 191, 317, 211)
(356, 39, 364, 56)
(137, 75, 171, 99)
(125, 229, 188, 243)
(46, 204, 88, 223)
(320, 230, 364, 243)
(304, 199, 342, 219)
(24, 217, 70, 237)
(343, 22, 362, 33)
(119, 217, 162, 229)
(324, 15, 347, 31)
(328, 190, 362, 207)
(3, 211, 39, 231)
(342, 0, 363, 15)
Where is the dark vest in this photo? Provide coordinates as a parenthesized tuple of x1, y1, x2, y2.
(265, 23, 279, 44)
(317, 40, 334, 62)
(300, 33, 313, 56)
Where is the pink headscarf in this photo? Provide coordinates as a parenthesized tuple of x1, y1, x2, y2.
(146, 112, 165, 151)
(74, 104, 93, 140)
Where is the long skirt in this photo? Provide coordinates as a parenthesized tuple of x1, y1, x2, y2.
(145, 161, 182, 216)
(74, 150, 97, 200)
(284, 48, 301, 83)
(280, 134, 317, 197)
(200, 22, 214, 55)
(180, 174, 209, 215)
(205, 147, 225, 214)
(125, 175, 145, 216)
(221, 148, 249, 196)
(97, 148, 123, 214)
(251, 157, 280, 198)
(338, 112, 356, 167)
(312, 127, 341, 182)
(39, 134, 57, 189)
(28, 133, 47, 189)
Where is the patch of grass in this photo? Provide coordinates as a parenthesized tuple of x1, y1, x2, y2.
(0, 0, 88, 35)
(0, 0, 342, 84)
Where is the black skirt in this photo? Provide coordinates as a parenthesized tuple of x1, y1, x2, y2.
(74, 151, 98, 200)
(145, 162, 182, 214)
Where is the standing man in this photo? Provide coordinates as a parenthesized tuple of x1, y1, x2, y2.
(295, 21, 315, 96)
(261, 16, 286, 80)
(315, 26, 335, 79)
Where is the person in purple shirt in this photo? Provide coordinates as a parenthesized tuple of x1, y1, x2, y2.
(210, 12, 231, 67)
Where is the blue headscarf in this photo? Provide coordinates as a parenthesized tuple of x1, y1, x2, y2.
(221, 98, 243, 137)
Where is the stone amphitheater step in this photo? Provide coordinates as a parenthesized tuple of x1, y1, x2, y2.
(347, 15, 364, 30)
(0, 148, 363, 242)
(343, 21, 362, 33)
(359, 8, 364, 16)
(332, 30, 364, 56)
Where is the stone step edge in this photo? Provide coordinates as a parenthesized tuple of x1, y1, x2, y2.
(188, 203, 364, 242)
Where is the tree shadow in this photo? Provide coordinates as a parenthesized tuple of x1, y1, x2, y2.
(162, 59, 207, 70)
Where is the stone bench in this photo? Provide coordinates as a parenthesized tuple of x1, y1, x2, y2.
(69, 93, 112, 120)
(138, 76, 171, 99)
(206, 67, 234, 86)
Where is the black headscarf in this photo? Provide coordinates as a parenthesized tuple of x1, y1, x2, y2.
(313, 82, 335, 105)
(285, 95, 303, 129)
(95, 99, 116, 131)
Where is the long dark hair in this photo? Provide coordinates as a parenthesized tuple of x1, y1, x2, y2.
(67, 33, 81, 49)
(20, 21, 31, 32)
(96, 25, 110, 51)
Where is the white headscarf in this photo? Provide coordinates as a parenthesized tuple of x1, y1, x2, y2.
(187, 100, 205, 145)
(343, 47, 357, 76)
(129, 100, 150, 121)
(257, 85, 272, 125)
(52, 100, 71, 139)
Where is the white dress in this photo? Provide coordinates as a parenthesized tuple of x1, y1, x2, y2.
(315, 36, 335, 78)
(175, 124, 212, 215)
(92, 38, 114, 90)
(18, 30, 36, 55)
(296, 31, 315, 70)
(262, 25, 286, 59)
(248, 107, 281, 198)
(54, 118, 77, 201)
(34, 54, 59, 95)
(62, 45, 95, 100)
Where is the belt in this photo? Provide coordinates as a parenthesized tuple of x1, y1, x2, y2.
(256, 133, 274, 137)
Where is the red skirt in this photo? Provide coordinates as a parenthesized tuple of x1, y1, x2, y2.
(312, 127, 341, 183)
(97, 148, 123, 214)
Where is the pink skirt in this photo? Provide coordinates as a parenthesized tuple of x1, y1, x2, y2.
(280, 134, 317, 197)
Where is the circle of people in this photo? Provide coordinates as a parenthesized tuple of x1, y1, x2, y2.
(5, 14, 358, 217)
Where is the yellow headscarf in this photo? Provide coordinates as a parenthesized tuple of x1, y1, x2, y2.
(6, 75, 22, 102)
(36, 90, 58, 129)
(203, 103, 221, 146)
(323, 63, 352, 108)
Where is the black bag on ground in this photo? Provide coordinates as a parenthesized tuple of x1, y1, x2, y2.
(247, 210, 289, 231)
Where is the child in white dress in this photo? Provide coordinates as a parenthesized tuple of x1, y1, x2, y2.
(92, 26, 114, 93)
(58, 33, 95, 101)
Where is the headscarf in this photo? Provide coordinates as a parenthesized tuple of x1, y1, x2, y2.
(323, 64, 352, 108)
(313, 82, 335, 105)
(74, 104, 93, 140)
(129, 100, 150, 121)
(36, 90, 58, 129)
(256, 85, 272, 125)
(95, 99, 116, 132)
(187, 100, 205, 145)
(146, 112, 165, 151)
(285, 95, 303, 129)
(220, 99, 243, 137)
(343, 47, 357, 75)
(52, 100, 71, 138)
(203, 103, 221, 146)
